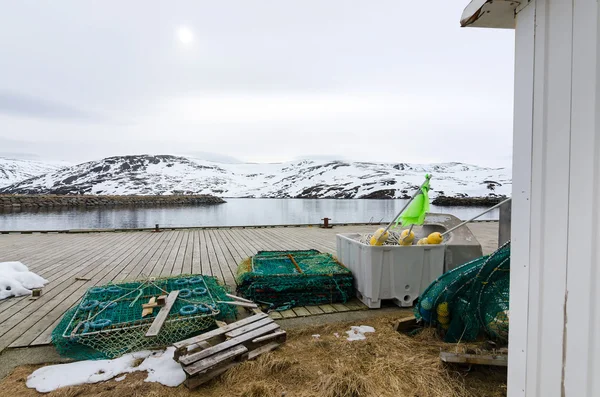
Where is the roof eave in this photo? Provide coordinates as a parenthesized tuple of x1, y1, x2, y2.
(460, 0, 521, 29)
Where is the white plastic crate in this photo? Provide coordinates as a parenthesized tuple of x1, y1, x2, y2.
(336, 233, 445, 308)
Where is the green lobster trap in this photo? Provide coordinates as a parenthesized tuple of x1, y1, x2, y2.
(414, 241, 510, 343)
(52, 275, 236, 360)
(236, 250, 354, 310)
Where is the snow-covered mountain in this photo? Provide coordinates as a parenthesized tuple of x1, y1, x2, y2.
(0, 155, 511, 199)
(0, 158, 68, 189)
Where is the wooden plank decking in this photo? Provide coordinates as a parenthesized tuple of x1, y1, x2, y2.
(0, 223, 498, 352)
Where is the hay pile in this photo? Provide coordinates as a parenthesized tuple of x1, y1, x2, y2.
(0, 314, 506, 397)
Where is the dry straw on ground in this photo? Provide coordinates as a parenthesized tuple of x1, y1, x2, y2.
(0, 313, 506, 397)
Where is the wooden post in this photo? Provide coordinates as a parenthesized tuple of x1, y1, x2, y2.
(498, 199, 511, 246)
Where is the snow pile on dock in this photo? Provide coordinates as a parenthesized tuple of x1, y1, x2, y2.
(0, 261, 48, 300)
(26, 347, 185, 392)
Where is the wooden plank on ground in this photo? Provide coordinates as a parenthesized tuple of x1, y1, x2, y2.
(173, 313, 268, 349)
(191, 230, 202, 275)
(146, 290, 180, 337)
(213, 229, 243, 285)
(182, 231, 194, 275)
(216, 300, 258, 309)
(343, 299, 368, 311)
(292, 307, 311, 317)
(151, 231, 180, 277)
(440, 351, 508, 367)
(226, 293, 254, 304)
(161, 230, 185, 277)
(204, 230, 221, 281)
(207, 229, 235, 286)
(331, 303, 351, 312)
(279, 309, 297, 318)
(183, 344, 248, 376)
(123, 231, 172, 280)
(318, 304, 337, 314)
(305, 306, 325, 315)
(225, 317, 274, 338)
(223, 228, 256, 258)
(185, 361, 238, 389)
(247, 341, 281, 360)
(252, 330, 286, 344)
(179, 323, 280, 365)
(269, 311, 283, 319)
(392, 316, 418, 333)
(199, 230, 211, 277)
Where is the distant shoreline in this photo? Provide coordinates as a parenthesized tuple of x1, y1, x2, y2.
(0, 194, 225, 209)
(431, 195, 508, 207)
(0, 194, 508, 211)
(221, 196, 507, 206)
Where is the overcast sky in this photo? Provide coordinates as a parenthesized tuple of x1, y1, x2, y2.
(0, 1, 514, 167)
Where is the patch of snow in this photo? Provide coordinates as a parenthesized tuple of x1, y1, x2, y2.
(134, 348, 187, 387)
(311, 334, 320, 339)
(0, 157, 68, 188)
(346, 325, 376, 341)
(333, 333, 340, 338)
(0, 262, 48, 300)
(26, 347, 185, 393)
(114, 375, 126, 382)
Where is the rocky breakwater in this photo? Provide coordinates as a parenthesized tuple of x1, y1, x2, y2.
(0, 194, 225, 209)
(432, 195, 508, 207)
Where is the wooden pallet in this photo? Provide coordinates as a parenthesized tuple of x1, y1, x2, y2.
(173, 313, 287, 389)
(440, 351, 508, 367)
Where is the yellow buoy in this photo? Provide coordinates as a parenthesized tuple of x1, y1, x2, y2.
(436, 302, 450, 317)
(417, 237, 429, 245)
(427, 232, 443, 245)
(399, 229, 415, 246)
(438, 315, 451, 325)
(370, 228, 389, 246)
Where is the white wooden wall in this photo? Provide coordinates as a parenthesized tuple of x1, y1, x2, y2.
(509, 0, 600, 396)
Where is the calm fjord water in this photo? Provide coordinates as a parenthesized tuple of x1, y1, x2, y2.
(0, 198, 498, 231)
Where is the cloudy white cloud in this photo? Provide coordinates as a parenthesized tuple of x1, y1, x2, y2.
(0, 0, 514, 167)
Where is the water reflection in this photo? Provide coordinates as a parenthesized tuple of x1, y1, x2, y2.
(0, 198, 498, 231)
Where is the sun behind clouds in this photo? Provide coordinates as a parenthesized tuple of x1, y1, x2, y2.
(176, 26, 193, 44)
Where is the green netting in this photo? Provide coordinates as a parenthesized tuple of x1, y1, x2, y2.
(414, 241, 510, 343)
(236, 250, 354, 309)
(52, 274, 236, 360)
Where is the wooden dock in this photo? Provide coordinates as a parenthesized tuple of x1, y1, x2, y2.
(0, 223, 498, 353)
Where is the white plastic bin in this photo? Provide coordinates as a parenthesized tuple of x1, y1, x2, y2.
(336, 233, 445, 308)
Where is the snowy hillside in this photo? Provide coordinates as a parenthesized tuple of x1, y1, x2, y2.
(0, 158, 67, 189)
(0, 155, 511, 199)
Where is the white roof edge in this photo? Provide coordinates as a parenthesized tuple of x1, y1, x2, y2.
(460, 0, 521, 29)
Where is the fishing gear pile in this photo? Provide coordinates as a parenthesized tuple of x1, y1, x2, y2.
(52, 275, 236, 360)
(414, 241, 510, 343)
(236, 250, 354, 310)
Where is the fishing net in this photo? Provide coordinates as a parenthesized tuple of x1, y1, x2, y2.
(52, 275, 236, 360)
(359, 231, 402, 245)
(414, 241, 510, 343)
(236, 250, 354, 310)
